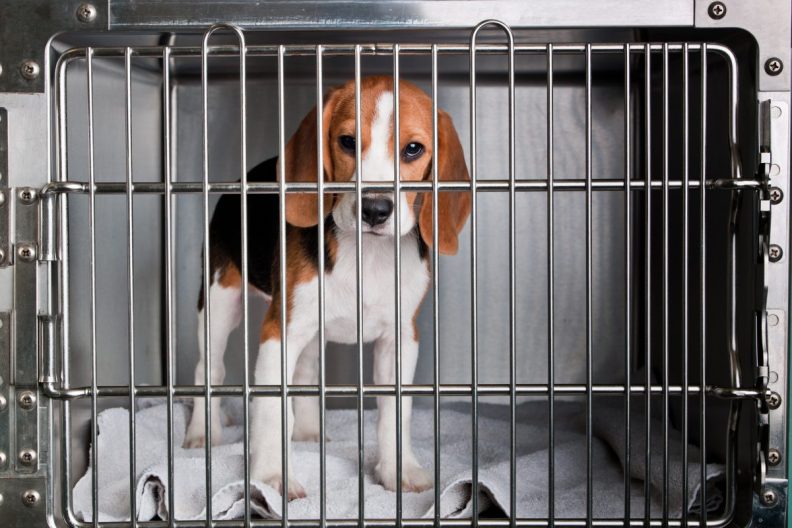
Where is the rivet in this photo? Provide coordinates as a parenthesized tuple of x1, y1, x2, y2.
(770, 187, 783, 204)
(0, 248, 5, 265)
(765, 58, 784, 76)
(18, 449, 37, 466)
(767, 391, 782, 410)
(0, 191, 5, 206)
(771, 106, 783, 119)
(17, 244, 36, 262)
(0, 393, 6, 411)
(768, 313, 780, 326)
(19, 60, 40, 81)
(769, 244, 783, 262)
(17, 187, 37, 204)
(76, 3, 97, 23)
(0, 492, 3, 506)
(18, 391, 36, 410)
(21, 490, 39, 507)
(0, 451, 6, 466)
(761, 487, 778, 506)
(768, 448, 782, 466)
(707, 1, 726, 19)
(0, 63, 3, 77)
(770, 163, 781, 177)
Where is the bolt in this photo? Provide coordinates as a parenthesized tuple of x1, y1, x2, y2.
(76, 3, 97, 23)
(17, 187, 37, 204)
(17, 244, 36, 262)
(18, 391, 36, 409)
(769, 244, 783, 262)
(0, 393, 6, 411)
(762, 488, 778, 506)
(18, 449, 37, 466)
(707, 1, 726, 19)
(770, 187, 784, 204)
(767, 391, 782, 409)
(765, 58, 784, 76)
(21, 490, 39, 507)
(19, 60, 40, 81)
(768, 448, 782, 466)
(0, 451, 6, 466)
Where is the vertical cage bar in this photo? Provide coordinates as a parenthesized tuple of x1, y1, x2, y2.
(584, 43, 593, 524)
(699, 43, 708, 526)
(681, 42, 690, 527)
(57, 53, 76, 524)
(505, 28, 517, 528)
(200, 34, 214, 526)
(431, 43, 442, 527)
(622, 42, 632, 522)
(124, 46, 138, 528)
(316, 44, 327, 528)
(643, 43, 652, 523)
(354, 44, 365, 524)
(236, 31, 251, 528)
(392, 43, 404, 523)
(162, 44, 177, 528)
(276, 44, 289, 526)
(85, 46, 99, 528)
(546, 43, 555, 524)
(468, 29, 480, 527)
(661, 42, 670, 523)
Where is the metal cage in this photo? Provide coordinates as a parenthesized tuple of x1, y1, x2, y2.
(0, 1, 789, 527)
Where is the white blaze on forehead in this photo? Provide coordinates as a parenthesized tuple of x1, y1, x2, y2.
(362, 91, 394, 182)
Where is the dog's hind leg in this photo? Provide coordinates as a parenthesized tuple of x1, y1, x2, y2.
(291, 336, 321, 442)
(184, 266, 242, 448)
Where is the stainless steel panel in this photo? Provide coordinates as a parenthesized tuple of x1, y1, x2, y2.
(110, 0, 694, 30)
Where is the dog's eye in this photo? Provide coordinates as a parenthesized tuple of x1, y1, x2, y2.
(402, 142, 424, 161)
(339, 135, 356, 153)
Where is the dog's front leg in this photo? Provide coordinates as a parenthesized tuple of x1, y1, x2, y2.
(373, 333, 432, 492)
(250, 316, 314, 500)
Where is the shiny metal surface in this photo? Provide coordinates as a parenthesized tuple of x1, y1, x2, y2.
(109, 0, 693, 29)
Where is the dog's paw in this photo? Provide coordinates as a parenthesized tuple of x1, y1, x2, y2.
(262, 474, 307, 501)
(183, 421, 222, 449)
(376, 459, 433, 493)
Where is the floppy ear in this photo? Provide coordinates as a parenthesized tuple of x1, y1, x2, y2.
(419, 110, 471, 255)
(278, 88, 341, 227)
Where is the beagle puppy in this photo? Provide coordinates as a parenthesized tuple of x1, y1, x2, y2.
(184, 76, 471, 499)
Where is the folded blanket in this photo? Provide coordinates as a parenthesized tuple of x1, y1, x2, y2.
(73, 399, 723, 521)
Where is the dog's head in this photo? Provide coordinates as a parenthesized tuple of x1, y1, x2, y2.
(278, 75, 471, 255)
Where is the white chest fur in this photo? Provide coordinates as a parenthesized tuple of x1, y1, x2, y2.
(289, 230, 430, 344)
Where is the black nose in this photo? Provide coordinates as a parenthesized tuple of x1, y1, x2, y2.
(361, 197, 394, 227)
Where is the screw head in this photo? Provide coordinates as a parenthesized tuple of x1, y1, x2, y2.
(18, 391, 36, 409)
(708, 1, 726, 19)
(21, 490, 39, 507)
(765, 58, 784, 76)
(76, 3, 97, 23)
(761, 488, 778, 506)
(770, 187, 784, 204)
(768, 448, 782, 466)
(17, 187, 37, 204)
(19, 60, 40, 81)
(767, 391, 782, 409)
(769, 244, 783, 262)
(18, 449, 37, 466)
(16, 244, 36, 262)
